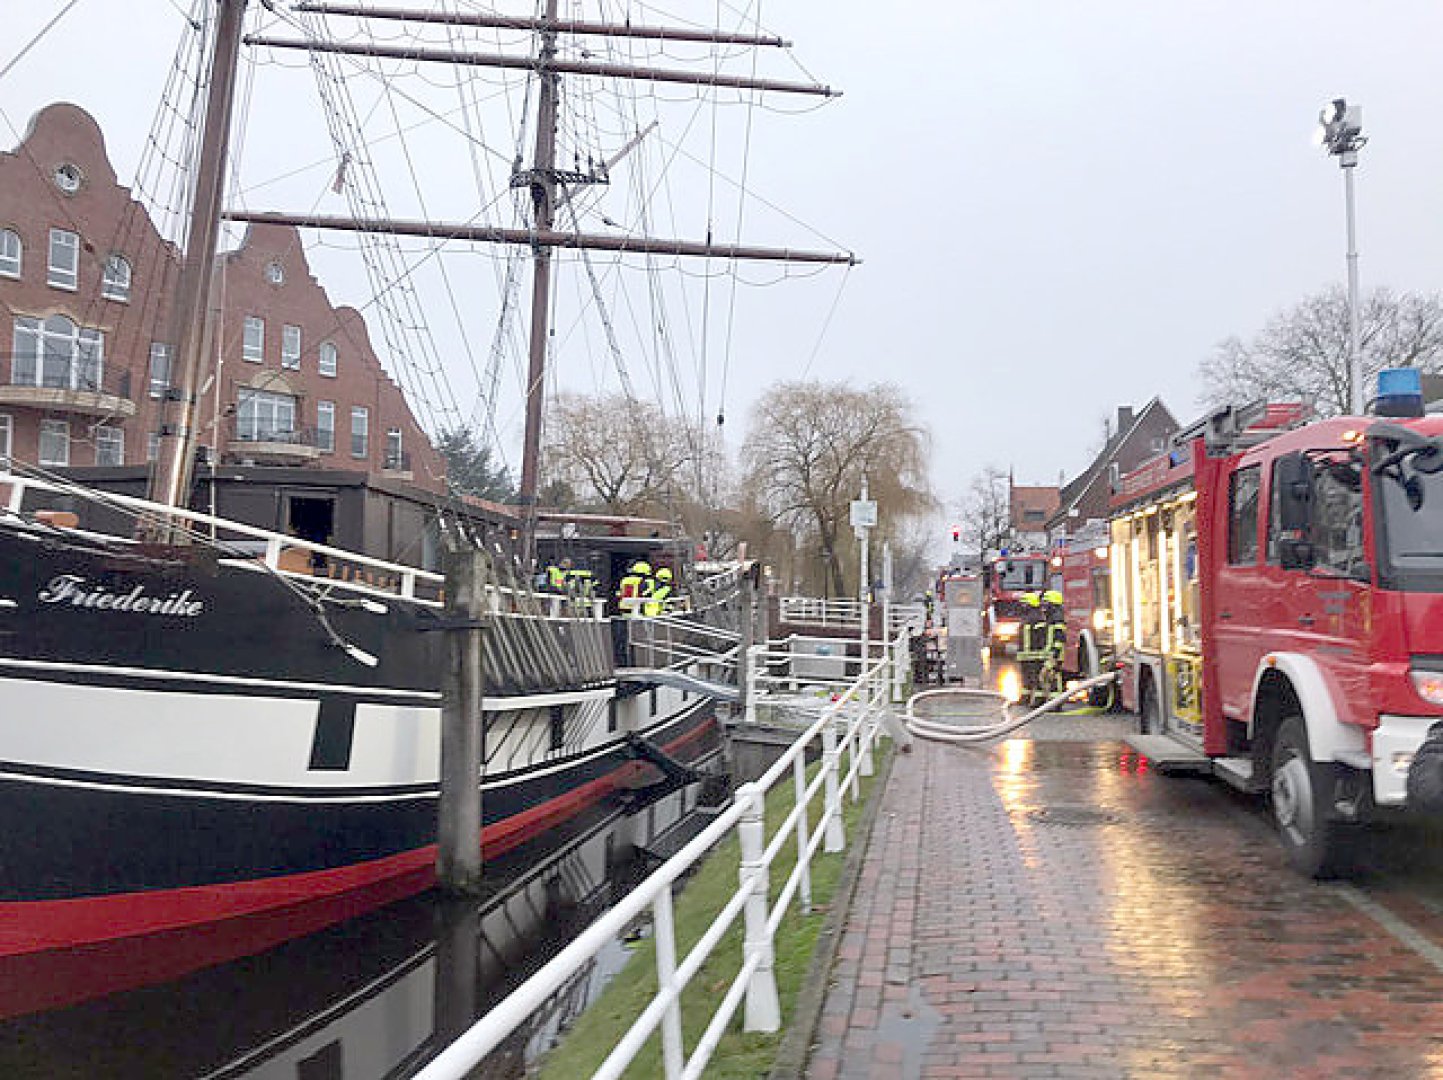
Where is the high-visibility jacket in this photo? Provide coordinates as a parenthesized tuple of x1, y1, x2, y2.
(617, 573, 644, 614)
(546, 565, 566, 591)
(644, 583, 671, 616)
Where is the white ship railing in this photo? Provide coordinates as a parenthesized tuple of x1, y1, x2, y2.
(0, 468, 595, 615)
(413, 638, 904, 1080)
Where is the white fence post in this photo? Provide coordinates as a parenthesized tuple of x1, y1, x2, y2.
(651, 887, 685, 1078)
(793, 753, 813, 913)
(822, 720, 845, 852)
(737, 783, 780, 1032)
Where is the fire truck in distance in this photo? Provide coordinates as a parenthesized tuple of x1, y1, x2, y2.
(1111, 369, 1443, 876)
(982, 550, 1050, 657)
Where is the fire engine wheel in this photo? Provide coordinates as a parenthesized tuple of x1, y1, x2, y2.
(1270, 716, 1345, 878)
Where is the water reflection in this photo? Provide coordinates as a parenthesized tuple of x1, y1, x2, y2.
(0, 779, 718, 1079)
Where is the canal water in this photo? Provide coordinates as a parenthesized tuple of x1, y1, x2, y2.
(0, 775, 727, 1079)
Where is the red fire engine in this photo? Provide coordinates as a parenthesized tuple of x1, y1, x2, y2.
(1056, 523, 1115, 707)
(981, 550, 1049, 657)
(1111, 371, 1443, 876)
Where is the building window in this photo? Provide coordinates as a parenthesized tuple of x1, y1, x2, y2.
(38, 420, 70, 466)
(13, 315, 103, 390)
(146, 432, 161, 462)
(47, 229, 79, 290)
(281, 324, 301, 370)
(148, 343, 170, 398)
(101, 255, 131, 302)
(53, 163, 83, 194)
(0, 414, 11, 459)
(317, 400, 335, 452)
(384, 428, 403, 469)
(318, 340, 337, 378)
(351, 406, 369, 458)
(236, 388, 299, 443)
(242, 316, 264, 362)
(0, 229, 20, 278)
(265, 260, 285, 285)
(94, 425, 123, 466)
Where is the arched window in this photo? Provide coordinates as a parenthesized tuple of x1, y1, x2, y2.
(102, 255, 132, 302)
(0, 229, 20, 278)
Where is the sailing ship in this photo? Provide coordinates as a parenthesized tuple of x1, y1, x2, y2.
(0, 0, 851, 1013)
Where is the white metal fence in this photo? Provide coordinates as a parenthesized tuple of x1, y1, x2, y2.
(413, 644, 901, 1080)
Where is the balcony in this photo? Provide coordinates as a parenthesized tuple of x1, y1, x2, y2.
(381, 448, 413, 480)
(225, 421, 320, 464)
(0, 369, 136, 418)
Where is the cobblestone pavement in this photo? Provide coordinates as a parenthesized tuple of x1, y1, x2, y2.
(803, 708, 1443, 1079)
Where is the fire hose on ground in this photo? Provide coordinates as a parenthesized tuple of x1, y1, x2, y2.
(904, 672, 1121, 744)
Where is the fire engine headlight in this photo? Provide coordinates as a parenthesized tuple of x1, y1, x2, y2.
(996, 620, 1021, 639)
(1091, 609, 1109, 632)
(1410, 669, 1443, 707)
(999, 668, 1022, 704)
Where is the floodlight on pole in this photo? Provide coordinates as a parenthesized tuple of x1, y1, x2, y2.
(1315, 96, 1366, 415)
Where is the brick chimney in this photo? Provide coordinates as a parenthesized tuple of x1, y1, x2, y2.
(1115, 405, 1135, 435)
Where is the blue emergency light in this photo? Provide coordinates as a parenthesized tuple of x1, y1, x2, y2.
(1375, 367, 1425, 418)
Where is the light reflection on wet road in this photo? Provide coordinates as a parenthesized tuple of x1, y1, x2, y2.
(807, 708, 1443, 1079)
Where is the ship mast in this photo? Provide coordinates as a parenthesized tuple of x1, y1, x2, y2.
(244, 5, 852, 561)
(145, 0, 248, 531)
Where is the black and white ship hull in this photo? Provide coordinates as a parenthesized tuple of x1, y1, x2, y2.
(0, 477, 726, 1015)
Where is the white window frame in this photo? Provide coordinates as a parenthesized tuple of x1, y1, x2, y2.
(0, 229, 20, 278)
(316, 400, 335, 453)
(47, 228, 79, 290)
(39, 419, 70, 466)
(101, 254, 131, 302)
(351, 406, 369, 459)
(146, 432, 161, 462)
(385, 427, 403, 468)
(0, 413, 11, 459)
(281, 324, 302, 370)
(242, 316, 265, 363)
(13, 315, 104, 391)
(94, 425, 124, 466)
(318, 340, 338, 378)
(148, 342, 170, 399)
(236, 387, 298, 443)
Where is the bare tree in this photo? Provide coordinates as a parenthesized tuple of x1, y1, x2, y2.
(541, 392, 715, 516)
(741, 380, 934, 598)
(1199, 286, 1443, 415)
(956, 466, 1012, 564)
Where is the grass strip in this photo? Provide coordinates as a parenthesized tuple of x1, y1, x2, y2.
(537, 743, 887, 1079)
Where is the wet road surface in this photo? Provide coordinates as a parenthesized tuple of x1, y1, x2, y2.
(804, 710, 1443, 1079)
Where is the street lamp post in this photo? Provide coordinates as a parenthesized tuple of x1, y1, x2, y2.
(1314, 97, 1367, 415)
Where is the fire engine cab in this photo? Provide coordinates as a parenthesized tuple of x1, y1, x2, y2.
(1057, 522, 1115, 707)
(982, 550, 1049, 657)
(1112, 370, 1443, 876)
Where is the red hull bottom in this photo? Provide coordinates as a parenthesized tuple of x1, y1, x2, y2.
(0, 723, 714, 1019)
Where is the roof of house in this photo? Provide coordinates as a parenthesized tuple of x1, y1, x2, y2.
(1049, 398, 1178, 530)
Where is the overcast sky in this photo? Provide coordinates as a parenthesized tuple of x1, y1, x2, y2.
(4, 1, 1443, 538)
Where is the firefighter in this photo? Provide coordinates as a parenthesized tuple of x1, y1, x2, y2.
(1015, 591, 1048, 702)
(544, 561, 567, 593)
(646, 566, 673, 615)
(566, 565, 595, 601)
(617, 560, 651, 616)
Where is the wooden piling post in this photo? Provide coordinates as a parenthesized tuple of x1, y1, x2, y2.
(438, 547, 486, 894)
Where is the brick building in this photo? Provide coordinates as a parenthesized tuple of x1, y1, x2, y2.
(1, 102, 445, 490)
(0, 103, 509, 563)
